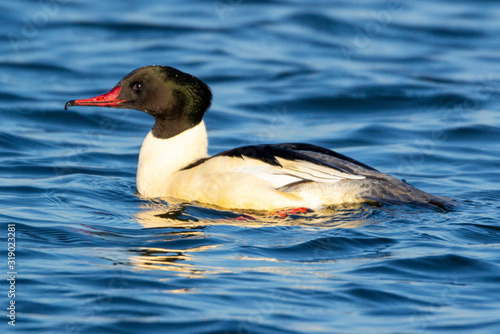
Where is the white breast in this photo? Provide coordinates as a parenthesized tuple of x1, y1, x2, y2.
(136, 121, 208, 197)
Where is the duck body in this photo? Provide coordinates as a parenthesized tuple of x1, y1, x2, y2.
(136, 122, 453, 211)
(65, 65, 456, 211)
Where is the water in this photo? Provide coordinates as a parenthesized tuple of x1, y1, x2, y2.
(2, 0, 500, 333)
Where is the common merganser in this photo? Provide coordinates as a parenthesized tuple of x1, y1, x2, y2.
(65, 65, 456, 211)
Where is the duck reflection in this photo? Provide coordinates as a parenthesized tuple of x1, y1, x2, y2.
(129, 244, 217, 277)
(134, 199, 373, 229)
(129, 199, 373, 277)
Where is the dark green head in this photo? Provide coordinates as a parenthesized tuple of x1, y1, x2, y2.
(65, 65, 212, 138)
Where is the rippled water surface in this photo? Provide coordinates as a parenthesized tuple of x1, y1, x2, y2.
(2, 0, 500, 333)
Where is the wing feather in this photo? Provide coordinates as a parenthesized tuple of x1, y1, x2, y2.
(186, 144, 368, 189)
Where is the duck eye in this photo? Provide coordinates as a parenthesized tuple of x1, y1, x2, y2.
(132, 82, 143, 91)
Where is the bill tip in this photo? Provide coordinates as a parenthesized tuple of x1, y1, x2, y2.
(64, 100, 75, 110)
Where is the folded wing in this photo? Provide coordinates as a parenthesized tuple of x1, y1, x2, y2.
(211, 143, 370, 189)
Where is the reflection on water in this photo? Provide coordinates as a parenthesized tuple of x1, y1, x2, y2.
(134, 199, 374, 229)
(130, 245, 218, 277)
(130, 200, 376, 275)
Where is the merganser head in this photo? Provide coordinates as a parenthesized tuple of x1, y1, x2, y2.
(65, 65, 212, 138)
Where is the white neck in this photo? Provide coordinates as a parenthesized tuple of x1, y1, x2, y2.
(137, 121, 208, 197)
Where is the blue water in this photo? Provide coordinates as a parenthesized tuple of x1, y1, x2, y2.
(2, 0, 500, 333)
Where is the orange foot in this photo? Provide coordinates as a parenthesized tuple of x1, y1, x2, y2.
(270, 207, 310, 218)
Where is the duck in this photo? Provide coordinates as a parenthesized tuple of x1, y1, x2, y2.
(65, 65, 456, 211)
